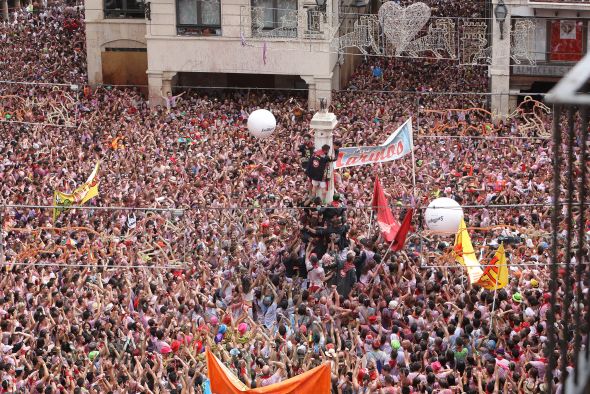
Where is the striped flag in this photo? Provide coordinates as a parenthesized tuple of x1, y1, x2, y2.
(476, 244, 509, 290)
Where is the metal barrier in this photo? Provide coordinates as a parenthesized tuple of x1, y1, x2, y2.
(545, 52, 590, 394)
(0, 205, 188, 270)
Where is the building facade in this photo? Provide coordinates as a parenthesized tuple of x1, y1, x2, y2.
(85, 0, 349, 108)
(83, 0, 590, 114)
(491, 0, 590, 116)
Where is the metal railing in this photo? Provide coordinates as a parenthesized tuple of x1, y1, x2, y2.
(545, 52, 590, 394)
(240, 5, 337, 41)
(0, 205, 189, 270)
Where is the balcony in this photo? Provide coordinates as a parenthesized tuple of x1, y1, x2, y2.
(240, 6, 336, 42)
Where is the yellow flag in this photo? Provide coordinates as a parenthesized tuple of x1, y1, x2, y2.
(53, 162, 100, 221)
(476, 244, 509, 290)
(452, 219, 483, 284)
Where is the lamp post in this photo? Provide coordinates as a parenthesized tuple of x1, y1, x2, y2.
(494, 0, 508, 40)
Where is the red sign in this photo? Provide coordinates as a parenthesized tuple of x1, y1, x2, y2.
(550, 20, 584, 62)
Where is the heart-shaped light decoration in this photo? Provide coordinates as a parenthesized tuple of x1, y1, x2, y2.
(378, 2, 431, 56)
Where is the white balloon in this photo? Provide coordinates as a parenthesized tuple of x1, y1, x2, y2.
(247, 109, 277, 139)
(424, 197, 464, 234)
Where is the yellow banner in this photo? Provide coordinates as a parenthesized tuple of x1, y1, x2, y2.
(452, 219, 483, 284)
(53, 162, 100, 221)
(476, 244, 509, 290)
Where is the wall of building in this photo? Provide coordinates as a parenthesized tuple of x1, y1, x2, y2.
(85, 0, 147, 85)
(145, 0, 338, 108)
(490, 0, 590, 117)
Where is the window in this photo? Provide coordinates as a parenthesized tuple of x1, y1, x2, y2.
(104, 0, 145, 19)
(177, 0, 221, 36)
(251, 0, 297, 38)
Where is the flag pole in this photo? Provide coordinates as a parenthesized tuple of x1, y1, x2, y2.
(488, 243, 506, 331)
(380, 237, 398, 265)
(410, 116, 417, 196)
(489, 278, 499, 332)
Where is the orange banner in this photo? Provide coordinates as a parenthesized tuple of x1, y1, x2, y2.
(206, 349, 331, 394)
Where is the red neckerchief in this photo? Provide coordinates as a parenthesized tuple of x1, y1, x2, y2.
(341, 262, 355, 277)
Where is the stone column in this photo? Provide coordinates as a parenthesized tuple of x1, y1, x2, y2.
(14, 0, 21, 10)
(310, 102, 338, 203)
(490, 0, 512, 121)
(301, 75, 333, 111)
(85, 29, 103, 86)
(2, 0, 8, 21)
(314, 76, 333, 110)
(147, 71, 164, 108)
(161, 78, 172, 97)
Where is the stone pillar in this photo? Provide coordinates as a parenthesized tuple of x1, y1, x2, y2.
(307, 82, 317, 110)
(315, 76, 333, 110)
(2, 0, 8, 21)
(301, 75, 333, 111)
(148, 71, 177, 108)
(310, 103, 338, 203)
(147, 71, 164, 108)
(85, 30, 102, 86)
(161, 78, 172, 97)
(14, 0, 21, 10)
(508, 90, 519, 114)
(490, 0, 512, 121)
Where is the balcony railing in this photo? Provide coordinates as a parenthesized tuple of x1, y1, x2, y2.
(240, 6, 336, 41)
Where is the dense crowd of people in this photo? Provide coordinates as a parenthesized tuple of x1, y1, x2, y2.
(0, 3, 588, 394)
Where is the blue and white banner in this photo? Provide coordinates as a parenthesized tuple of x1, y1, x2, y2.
(334, 118, 413, 169)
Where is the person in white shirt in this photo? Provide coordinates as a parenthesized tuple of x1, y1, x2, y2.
(160, 90, 186, 111)
(257, 361, 286, 387)
(306, 254, 325, 293)
(256, 293, 278, 330)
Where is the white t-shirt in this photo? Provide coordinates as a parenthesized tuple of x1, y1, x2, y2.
(260, 370, 282, 387)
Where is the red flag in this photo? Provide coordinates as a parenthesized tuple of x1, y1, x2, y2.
(372, 177, 400, 243)
(392, 208, 413, 251)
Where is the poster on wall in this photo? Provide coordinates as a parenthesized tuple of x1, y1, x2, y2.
(550, 20, 584, 61)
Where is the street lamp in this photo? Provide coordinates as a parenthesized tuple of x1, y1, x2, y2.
(494, 0, 508, 40)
